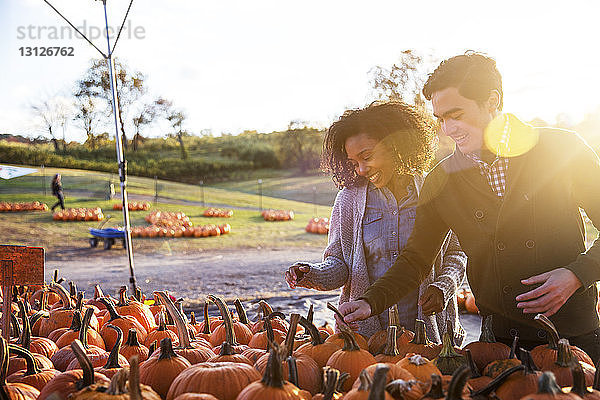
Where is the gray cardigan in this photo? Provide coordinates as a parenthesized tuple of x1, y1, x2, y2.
(297, 175, 467, 344)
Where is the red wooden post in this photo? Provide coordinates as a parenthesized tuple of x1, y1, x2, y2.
(0, 245, 45, 339)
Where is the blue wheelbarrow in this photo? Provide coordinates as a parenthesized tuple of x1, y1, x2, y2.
(89, 216, 126, 250)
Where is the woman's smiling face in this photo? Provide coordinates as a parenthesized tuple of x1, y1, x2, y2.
(344, 132, 395, 188)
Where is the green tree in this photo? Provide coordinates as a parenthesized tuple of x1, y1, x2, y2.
(74, 58, 146, 150)
(154, 98, 188, 160)
(277, 120, 323, 173)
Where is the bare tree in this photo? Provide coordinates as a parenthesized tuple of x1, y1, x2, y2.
(369, 49, 437, 108)
(30, 98, 63, 152)
(131, 101, 157, 151)
(73, 96, 103, 150)
(155, 98, 188, 159)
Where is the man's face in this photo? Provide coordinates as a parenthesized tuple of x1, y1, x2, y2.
(432, 87, 496, 154)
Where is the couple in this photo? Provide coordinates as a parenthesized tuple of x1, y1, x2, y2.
(285, 52, 600, 359)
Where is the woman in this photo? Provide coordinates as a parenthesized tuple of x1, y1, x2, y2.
(285, 101, 466, 344)
(51, 173, 65, 211)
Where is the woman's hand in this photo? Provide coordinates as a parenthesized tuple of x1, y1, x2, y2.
(285, 263, 311, 289)
(419, 285, 444, 315)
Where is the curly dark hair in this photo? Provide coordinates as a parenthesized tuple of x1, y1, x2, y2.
(322, 101, 437, 189)
(422, 51, 503, 110)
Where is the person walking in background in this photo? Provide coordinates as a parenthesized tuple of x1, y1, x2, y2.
(285, 101, 467, 345)
(338, 52, 600, 360)
(50, 173, 65, 211)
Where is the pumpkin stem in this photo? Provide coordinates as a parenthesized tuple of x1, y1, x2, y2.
(107, 368, 128, 395)
(298, 316, 323, 345)
(521, 348, 539, 373)
(367, 364, 390, 400)
(423, 374, 445, 399)
(134, 287, 143, 302)
(50, 281, 72, 310)
(8, 344, 42, 377)
(118, 286, 129, 307)
(264, 314, 278, 345)
(435, 324, 466, 375)
(175, 299, 188, 323)
(571, 359, 592, 397)
(536, 371, 562, 395)
(258, 300, 274, 320)
(155, 291, 192, 349)
(478, 315, 496, 343)
(356, 368, 373, 391)
(93, 285, 104, 300)
(446, 365, 471, 400)
(285, 313, 301, 358)
(381, 325, 400, 357)
(208, 294, 238, 346)
(17, 301, 31, 349)
(261, 344, 286, 388)
(103, 324, 124, 369)
(75, 291, 84, 312)
(533, 314, 560, 350)
(125, 329, 141, 347)
(340, 329, 361, 352)
(69, 281, 77, 299)
(190, 312, 197, 325)
(287, 356, 299, 387)
(509, 335, 519, 359)
(306, 304, 314, 324)
(39, 289, 49, 311)
(71, 339, 96, 390)
(465, 349, 481, 378)
(100, 297, 123, 322)
(321, 367, 340, 400)
(234, 299, 250, 325)
(79, 307, 95, 349)
(158, 337, 178, 360)
(202, 302, 211, 335)
(9, 312, 21, 340)
(128, 356, 143, 400)
(28, 310, 48, 329)
(147, 342, 156, 358)
(410, 320, 431, 345)
(327, 302, 350, 330)
(337, 372, 350, 393)
(555, 339, 573, 368)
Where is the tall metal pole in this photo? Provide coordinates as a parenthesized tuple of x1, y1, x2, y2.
(102, 0, 137, 293)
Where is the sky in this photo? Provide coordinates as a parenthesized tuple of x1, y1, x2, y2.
(2, 0, 600, 142)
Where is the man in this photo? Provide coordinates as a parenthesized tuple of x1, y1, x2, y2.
(339, 52, 600, 359)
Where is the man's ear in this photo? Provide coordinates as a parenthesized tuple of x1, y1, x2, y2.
(487, 90, 501, 112)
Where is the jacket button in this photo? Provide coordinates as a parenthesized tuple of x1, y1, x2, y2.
(474, 210, 484, 220)
(497, 242, 506, 251)
(525, 240, 535, 249)
(502, 285, 512, 294)
(509, 328, 519, 337)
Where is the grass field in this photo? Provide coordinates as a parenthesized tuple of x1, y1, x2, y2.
(0, 166, 333, 255)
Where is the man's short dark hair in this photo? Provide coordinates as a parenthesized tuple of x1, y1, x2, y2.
(422, 52, 503, 110)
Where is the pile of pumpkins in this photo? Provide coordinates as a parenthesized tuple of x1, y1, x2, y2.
(203, 208, 234, 218)
(2, 274, 597, 400)
(52, 207, 104, 221)
(132, 210, 230, 238)
(131, 223, 230, 238)
(305, 217, 330, 234)
(112, 201, 151, 211)
(0, 201, 48, 212)
(261, 209, 294, 221)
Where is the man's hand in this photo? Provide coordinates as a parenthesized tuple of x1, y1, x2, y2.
(284, 263, 311, 289)
(338, 300, 372, 330)
(419, 285, 444, 315)
(516, 267, 582, 317)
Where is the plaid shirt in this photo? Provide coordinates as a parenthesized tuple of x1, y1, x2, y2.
(466, 115, 512, 198)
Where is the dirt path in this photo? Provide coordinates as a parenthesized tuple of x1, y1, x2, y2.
(47, 246, 481, 344)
